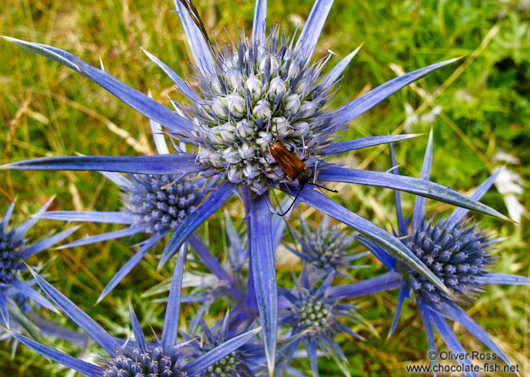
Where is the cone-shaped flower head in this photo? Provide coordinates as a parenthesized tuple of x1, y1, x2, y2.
(402, 217, 493, 307)
(41, 127, 216, 303)
(124, 173, 205, 234)
(185, 311, 266, 377)
(287, 215, 367, 278)
(279, 269, 370, 377)
(101, 345, 183, 376)
(334, 137, 530, 375)
(191, 26, 335, 196)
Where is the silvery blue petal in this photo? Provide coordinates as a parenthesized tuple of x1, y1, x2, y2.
(97, 233, 166, 303)
(332, 58, 460, 128)
(1, 201, 15, 233)
(13, 197, 54, 241)
(0, 293, 8, 325)
(1, 154, 201, 175)
(412, 129, 433, 231)
(128, 301, 148, 351)
(142, 48, 201, 103)
(417, 298, 437, 371)
(294, 0, 334, 61)
(304, 339, 319, 377)
(252, 0, 267, 43)
(99, 171, 133, 189)
(328, 271, 402, 299)
(13, 279, 59, 314)
(355, 236, 397, 271)
(446, 171, 500, 227)
(430, 311, 478, 377)
(317, 167, 509, 220)
(319, 44, 363, 88)
(389, 143, 407, 237)
(161, 243, 187, 352)
(3, 36, 193, 137)
(476, 273, 530, 285)
(58, 227, 143, 249)
(443, 302, 512, 367)
(27, 269, 121, 356)
(12, 332, 104, 376)
(245, 193, 277, 375)
(40, 211, 134, 225)
(174, 0, 216, 77)
(188, 232, 230, 282)
(388, 281, 408, 338)
(22, 226, 80, 258)
(320, 134, 422, 156)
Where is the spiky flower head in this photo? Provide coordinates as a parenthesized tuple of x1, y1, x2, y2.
(124, 173, 205, 234)
(191, 26, 336, 195)
(281, 281, 357, 344)
(0, 222, 25, 285)
(287, 215, 367, 277)
(0, 199, 77, 324)
(402, 217, 494, 307)
(102, 345, 185, 377)
(184, 309, 266, 377)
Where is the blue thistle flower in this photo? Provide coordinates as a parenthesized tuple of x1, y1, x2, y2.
(40, 123, 229, 303)
(286, 215, 368, 278)
(185, 311, 266, 377)
(11, 247, 260, 376)
(1, 0, 510, 372)
(0, 199, 77, 326)
(330, 133, 530, 375)
(279, 270, 372, 377)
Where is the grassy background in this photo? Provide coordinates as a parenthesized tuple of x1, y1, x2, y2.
(0, 0, 529, 375)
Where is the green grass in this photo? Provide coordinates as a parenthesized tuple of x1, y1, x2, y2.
(1, 0, 529, 375)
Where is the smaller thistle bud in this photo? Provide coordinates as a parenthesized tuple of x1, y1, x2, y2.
(235, 119, 255, 138)
(222, 147, 240, 164)
(284, 93, 301, 113)
(212, 97, 228, 118)
(242, 162, 260, 179)
(255, 131, 273, 148)
(225, 68, 243, 92)
(268, 76, 286, 99)
(219, 122, 236, 141)
(245, 74, 263, 100)
(238, 143, 255, 160)
(291, 121, 310, 136)
(224, 93, 246, 116)
(227, 166, 244, 183)
(252, 99, 271, 119)
(210, 77, 223, 95)
(272, 117, 292, 138)
(299, 101, 317, 118)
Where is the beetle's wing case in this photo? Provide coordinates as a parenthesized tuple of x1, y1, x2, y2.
(269, 142, 306, 180)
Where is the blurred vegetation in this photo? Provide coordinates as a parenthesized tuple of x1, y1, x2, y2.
(0, 0, 529, 376)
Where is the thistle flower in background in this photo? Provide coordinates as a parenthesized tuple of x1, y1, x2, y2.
(286, 215, 368, 279)
(279, 269, 374, 377)
(185, 310, 267, 377)
(330, 134, 530, 375)
(11, 247, 260, 377)
(1, 0, 510, 371)
(40, 121, 229, 303)
(0, 199, 78, 327)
